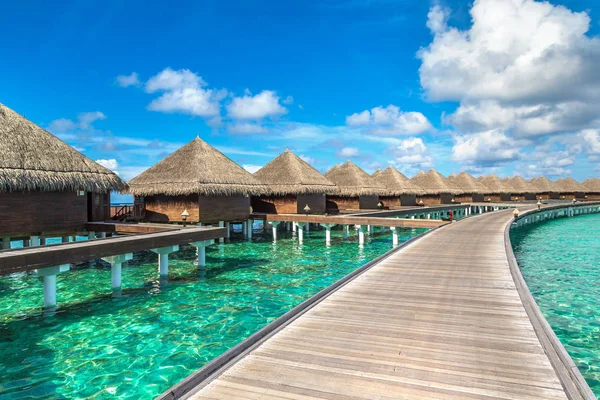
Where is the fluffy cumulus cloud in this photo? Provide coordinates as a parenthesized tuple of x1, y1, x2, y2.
(227, 123, 269, 134)
(419, 0, 600, 170)
(116, 72, 141, 88)
(48, 111, 106, 138)
(346, 105, 432, 136)
(95, 158, 119, 174)
(226, 90, 287, 120)
(242, 164, 263, 174)
(339, 147, 359, 157)
(388, 137, 433, 172)
(145, 68, 227, 118)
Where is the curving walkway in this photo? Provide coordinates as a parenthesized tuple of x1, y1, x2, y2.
(188, 208, 569, 400)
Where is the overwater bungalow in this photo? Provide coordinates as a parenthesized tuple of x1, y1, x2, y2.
(128, 137, 268, 224)
(554, 178, 587, 200)
(324, 161, 385, 211)
(371, 168, 383, 179)
(530, 176, 561, 200)
(410, 169, 462, 205)
(448, 172, 489, 202)
(478, 174, 516, 202)
(374, 166, 426, 207)
(0, 102, 127, 246)
(505, 176, 538, 200)
(251, 149, 338, 214)
(583, 178, 600, 200)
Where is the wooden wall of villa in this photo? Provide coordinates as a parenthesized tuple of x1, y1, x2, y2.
(142, 194, 250, 224)
(251, 194, 326, 214)
(415, 194, 455, 205)
(379, 195, 417, 207)
(455, 194, 485, 203)
(326, 195, 379, 211)
(0, 190, 110, 237)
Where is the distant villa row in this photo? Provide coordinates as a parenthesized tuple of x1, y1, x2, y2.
(2, 102, 600, 240)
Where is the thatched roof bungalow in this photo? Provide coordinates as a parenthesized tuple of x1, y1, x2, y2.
(251, 149, 337, 214)
(505, 176, 538, 200)
(529, 176, 561, 200)
(448, 172, 489, 202)
(371, 168, 383, 179)
(374, 166, 426, 207)
(478, 174, 516, 202)
(325, 161, 385, 210)
(0, 102, 127, 240)
(583, 178, 600, 200)
(410, 169, 463, 205)
(554, 178, 588, 200)
(128, 137, 267, 224)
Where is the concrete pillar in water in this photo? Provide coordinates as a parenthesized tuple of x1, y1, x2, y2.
(271, 221, 281, 242)
(343, 225, 349, 239)
(367, 225, 372, 235)
(390, 226, 399, 247)
(247, 219, 253, 240)
(295, 222, 306, 244)
(191, 240, 213, 268)
(97, 232, 107, 239)
(35, 264, 70, 308)
(218, 221, 225, 243)
(150, 245, 179, 276)
(292, 222, 297, 233)
(225, 222, 230, 239)
(1, 238, 10, 250)
(306, 223, 310, 233)
(30, 236, 41, 247)
(355, 225, 365, 246)
(101, 253, 133, 289)
(321, 224, 336, 245)
(61, 236, 72, 243)
(87, 231, 95, 241)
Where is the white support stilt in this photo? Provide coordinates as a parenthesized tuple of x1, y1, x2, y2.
(35, 264, 70, 308)
(292, 222, 297, 233)
(218, 221, 225, 243)
(295, 222, 306, 244)
(242, 221, 247, 238)
(367, 225, 372, 235)
(390, 227, 399, 247)
(151, 245, 179, 276)
(271, 221, 281, 242)
(30, 235, 40, 247)
(191, 240, 213, 268)
(343, 225, 349, 239)
(97, 232, 107, 239)
(355, 225, 365, 246)
(87, 231, 95, 241)
(1, 238, 10, 250)
(306, 223, 310, 233)
(61, 236, 72, 243)
(247, 219, 253, 240)
(225, 222, 230, 239)
(321, 224, 336, 245)
(101, 253, 133, 289)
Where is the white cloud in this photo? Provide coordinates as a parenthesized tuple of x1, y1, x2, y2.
(48, 118, 77, 133)
(95, 158, 119, 175)
(226, 90, 287, 120)
(346, 105, 432, 135)
(116, 72, 141, 88)
(228, 123, 269, 134)
(47, 112, 106, 134)
(389, 137, 433, 171)
(145, 68, 226, 118)
(452, 130, 523, 165)
(282, 96, 294, 105)
(78, 112, 106, 128)
(119, 166, 150, 182)
(339, 147, 359, 157)
(243, 164, 263, 174)
(426, 5, 449, 34)
(579, 129, 600, 155)
(299, 154, 315, 164)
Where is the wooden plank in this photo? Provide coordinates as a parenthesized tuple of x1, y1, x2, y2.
(185, 208, 575, 400)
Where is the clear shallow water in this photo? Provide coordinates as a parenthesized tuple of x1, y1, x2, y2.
(511, 213, 600, 397)
(0, 226, 425, 399)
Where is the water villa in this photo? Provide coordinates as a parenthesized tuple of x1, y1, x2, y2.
(478, 174, 516, 202)
(128, 137, 268, 224)
(409, 169, 462, 205)
(506, 175, 538, 200)
(448, 172, 489, 202)
(324, 161, 384, 211)
(554, 177, 588, 200)
(530, 176, 561, 200)
(373, 166, 426, 207)
(251, 149, 338, 214)
(0, 103, 126, 248)
(583, 178, 600, 200)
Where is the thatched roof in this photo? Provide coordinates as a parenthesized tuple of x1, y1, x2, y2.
(554, 177, 588, 193)
(128, 137, 268, 196)
(448, 172, 490, 194)
(0, 102, 127, 193)
(583, 178, 600, 193)
(506, 176, 537, 194)
(324, 161, 385, 196)
(253, 149, 337, 195)
(374, 166, 426, 196)
(530, 176, 560, 193)
(372, 168, 383, 179)
(478, 174, 516, 194)
(409, 169, 463, 195)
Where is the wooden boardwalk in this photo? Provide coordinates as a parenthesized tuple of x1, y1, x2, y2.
(188, 208, 571, 400)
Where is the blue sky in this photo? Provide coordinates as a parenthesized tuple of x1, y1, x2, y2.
(2, 0, 600, 203)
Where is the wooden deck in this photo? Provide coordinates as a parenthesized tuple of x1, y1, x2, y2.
(184, 208, 573, 400)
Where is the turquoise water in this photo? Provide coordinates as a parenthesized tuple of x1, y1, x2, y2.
(0, 225, 425, 399)
(511, 213, 600, 397)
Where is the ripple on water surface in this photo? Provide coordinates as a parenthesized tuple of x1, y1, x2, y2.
(511, 213, 600, 398)
(0, 227, 425, 399)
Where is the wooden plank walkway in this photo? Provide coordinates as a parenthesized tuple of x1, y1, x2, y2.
(189, 208, 569, 400)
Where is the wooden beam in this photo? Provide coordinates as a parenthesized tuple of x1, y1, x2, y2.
(86, 222, 180, 234)
(0, 227, 226, 275)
